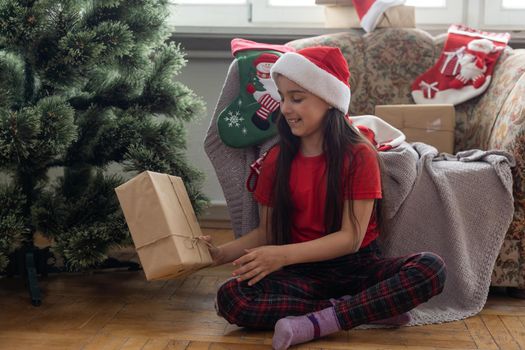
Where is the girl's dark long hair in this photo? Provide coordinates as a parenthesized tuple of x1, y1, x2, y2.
(268, 108, 383, 245)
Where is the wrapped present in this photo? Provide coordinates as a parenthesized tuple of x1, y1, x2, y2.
(115, 171, 212, 280)
(322, 4, 415, 29)
(374, 104, 456, 154)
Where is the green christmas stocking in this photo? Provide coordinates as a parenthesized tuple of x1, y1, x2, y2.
(217, 39, 295, 148)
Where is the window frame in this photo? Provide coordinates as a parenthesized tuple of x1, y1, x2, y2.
(167, 0, 325, 28)
(483, 0, 525, 29)
(411, 1, 464, 25)
(167, 0, 525, 33)
(167, 2, 251, 27)
(250, 0, 324, 25)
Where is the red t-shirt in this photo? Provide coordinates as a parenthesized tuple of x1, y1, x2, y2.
(253, 143, 382, 248)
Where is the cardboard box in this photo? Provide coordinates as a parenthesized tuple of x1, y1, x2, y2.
(115, 171, 212, 280)
(374, 104, 456, 154)
(324, 5, 415, 29)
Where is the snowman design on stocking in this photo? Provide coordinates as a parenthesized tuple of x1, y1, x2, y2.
(449, 39, 502, 89)
(246, 53, 281, 131)
(217, 39, 295, 148)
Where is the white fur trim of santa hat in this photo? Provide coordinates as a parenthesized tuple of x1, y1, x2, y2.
(350, 115, 406, 150)
(270, 52, 351, 115)
(357, 0, 406, 33)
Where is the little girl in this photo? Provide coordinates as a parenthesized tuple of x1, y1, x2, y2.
(202, 46, 446, 349)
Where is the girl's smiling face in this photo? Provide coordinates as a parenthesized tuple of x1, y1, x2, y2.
(276, 75, 332, 142)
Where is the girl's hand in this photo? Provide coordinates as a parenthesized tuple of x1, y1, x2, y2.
(232, 245, 286, 286)
(198, 235, 223, 266)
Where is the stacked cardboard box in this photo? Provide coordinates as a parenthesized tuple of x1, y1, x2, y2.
(375, 104, 456, 154)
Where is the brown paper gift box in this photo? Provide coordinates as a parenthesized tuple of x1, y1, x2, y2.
(115, 171, 212, 280)
(320, 4, 415, 29)
(374, 104, 456, 154)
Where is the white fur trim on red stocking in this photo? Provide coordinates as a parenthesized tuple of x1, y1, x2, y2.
(412, 76, 492, 105)
(449, 24, 511, 44)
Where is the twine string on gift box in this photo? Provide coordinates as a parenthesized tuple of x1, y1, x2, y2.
(135, 232, 215, 251)
(166, 175, 214, 264)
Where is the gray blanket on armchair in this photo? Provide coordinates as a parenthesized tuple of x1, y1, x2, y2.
(376, 142, 514, 326)
(204, 60, 515, 326)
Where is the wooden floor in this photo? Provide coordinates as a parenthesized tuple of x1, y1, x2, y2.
(2, 228, 525, 350)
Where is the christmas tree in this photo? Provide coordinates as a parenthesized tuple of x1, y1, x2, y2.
(0, 0, 207, 272)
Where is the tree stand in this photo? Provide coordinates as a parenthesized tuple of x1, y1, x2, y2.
(6, 245, 51, 306)
(6, 245, 141, 306)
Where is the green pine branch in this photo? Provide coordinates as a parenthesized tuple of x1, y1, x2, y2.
(0, 0, 208, 272)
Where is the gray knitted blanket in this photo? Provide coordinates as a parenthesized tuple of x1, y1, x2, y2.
(204, 60, 515, 326)
(376, 142, 514, 326)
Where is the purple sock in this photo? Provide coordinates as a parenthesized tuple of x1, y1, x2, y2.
(272, 307, 341, 350)
(330, 295, 412, 326)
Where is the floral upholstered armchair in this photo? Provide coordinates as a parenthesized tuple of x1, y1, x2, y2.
(284, 28, 525, 293)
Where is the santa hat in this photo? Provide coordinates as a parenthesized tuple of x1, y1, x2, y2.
(349, 115, 406, 151)
(270, 46, 351, 114)
(352, 0, 406, 33)
(253, 53, 279, 79)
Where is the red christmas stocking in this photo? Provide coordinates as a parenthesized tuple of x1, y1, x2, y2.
(412, 25, 510, 105)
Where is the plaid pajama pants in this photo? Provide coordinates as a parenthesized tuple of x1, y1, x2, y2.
(215, 240, 446, 330)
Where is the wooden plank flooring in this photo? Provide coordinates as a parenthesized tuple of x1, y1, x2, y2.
(1, 228, 525, 350)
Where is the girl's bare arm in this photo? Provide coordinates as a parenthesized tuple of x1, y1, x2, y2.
(209, 205, 272, 265)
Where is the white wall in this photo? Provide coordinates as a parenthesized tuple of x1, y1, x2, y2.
(177, 54, 233, 206)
